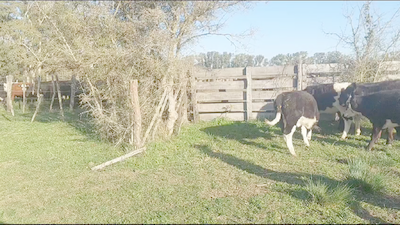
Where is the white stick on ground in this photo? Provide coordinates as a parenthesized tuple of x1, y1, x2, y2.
(91, 147, 146, 171)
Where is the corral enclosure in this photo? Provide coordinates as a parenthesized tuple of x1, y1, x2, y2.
(192, 62, 400, 122)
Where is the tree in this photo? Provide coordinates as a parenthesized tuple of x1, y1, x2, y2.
(262, 58, 269, 67)
(221, 52, 233, 68)
(245, 54, 255, 67)
(254, 55, 264, 67)
(325, 51, 343, 63)
(231, 53, 248, 67)
(327, 1, 400, 82)
(313, 52, 327, 64)
(269, 54, 287, 66)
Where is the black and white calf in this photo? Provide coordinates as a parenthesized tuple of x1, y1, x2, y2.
(338, 79, 400, 140)
(303, 82, 361, 139)
(265, 91, 319, 156)
(343, 89, 400, 151)
(338, 79, 400, 107)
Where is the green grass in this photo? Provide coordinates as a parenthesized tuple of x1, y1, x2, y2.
(305, 177, 352, 206)
(0, 105, 399, 224)
(346, 158, 386, 193)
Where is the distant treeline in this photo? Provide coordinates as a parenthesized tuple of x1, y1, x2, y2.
(189, 51, 352, 69)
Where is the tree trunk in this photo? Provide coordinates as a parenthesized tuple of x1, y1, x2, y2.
(166, 76, 178, 136)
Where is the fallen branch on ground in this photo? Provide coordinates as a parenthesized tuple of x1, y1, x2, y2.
(91, 147, 146, 171)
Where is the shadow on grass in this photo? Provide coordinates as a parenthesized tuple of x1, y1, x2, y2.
(200, 121, 276, 151)
(195, 144, 400, 223)
(200, 119, 370, 151)
(16, 101, 100, 142)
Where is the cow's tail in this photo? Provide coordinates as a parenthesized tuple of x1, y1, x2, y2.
(265, 112, 281, 126)
(265, 94, 283, 126)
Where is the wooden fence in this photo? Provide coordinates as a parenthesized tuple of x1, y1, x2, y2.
(192, 63, 400, 122)
(192, 66, 298, 121)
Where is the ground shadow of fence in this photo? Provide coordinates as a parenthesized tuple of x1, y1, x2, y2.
(195, 144, 400, 223)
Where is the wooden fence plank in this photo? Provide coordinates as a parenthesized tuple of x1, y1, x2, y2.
(252, 78, 294, 89)
(197, 91, 244, 101)
(252, 102, 275, 112)
(199, 112, 245, 121)
(196, 76, 246, 81)
(249, 66, 295, 76)
(252, 90, 284, 100)
(252, 112, 276, 120)
(195, 67, 244, 78)
(197, 102, 245, 113)
(196, 80, 245, 90)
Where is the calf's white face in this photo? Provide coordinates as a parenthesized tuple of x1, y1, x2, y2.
(343, 104, 359, 118)
(382, 119, 399, 129)
(333, 82, 352, 93)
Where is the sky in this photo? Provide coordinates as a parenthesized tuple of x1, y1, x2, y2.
(184, 1, 400, 59)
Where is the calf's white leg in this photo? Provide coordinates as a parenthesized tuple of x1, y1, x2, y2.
(283, 126, 297, 156)
(301, 126, 310, 147)
(354, 115, 361, 136)
(341, 118, 352, 139)
(307, 129, 312, 141)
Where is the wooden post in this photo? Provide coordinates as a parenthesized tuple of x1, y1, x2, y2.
(130, 80, 142, 148)
(22, 76, 27, 113)
(55, 74, 64, 119)
(30, 68, 35, 96)
(91, 147, 146, 171)
(190, 73, 198, 122)
(49, 74, 56, 112)
(31, 77, 42, 122)
(70, 75, 76, 111)
(6, 75, 14, 116)
(244, 67, 253, 121)
(297, 58, 303, 90)
(142, 90, 167, 145)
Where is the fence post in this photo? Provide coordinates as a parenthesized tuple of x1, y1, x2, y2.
(22, 75, 27, 113)
(70, 75, 76, 111)
(31, 76, 42, 122)
(55, 74, 64, 119)
(296, 58, 303, 90)
(6, 75, 14, 116)
(190, 73, 199, 122)
(130, 80, 142, 148)
(50, 74, 56, 112)
(244, 67, 253, 121)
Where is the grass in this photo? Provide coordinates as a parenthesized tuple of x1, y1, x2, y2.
(305, 177, 352, 207)
(0, 104, 399, 223)
(346, 158, 386, 193)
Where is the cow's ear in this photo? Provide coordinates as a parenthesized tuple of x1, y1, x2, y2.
(350, 82, 357, 90)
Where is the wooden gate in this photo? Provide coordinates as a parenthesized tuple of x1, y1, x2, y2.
(193, 66, 297, 121)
